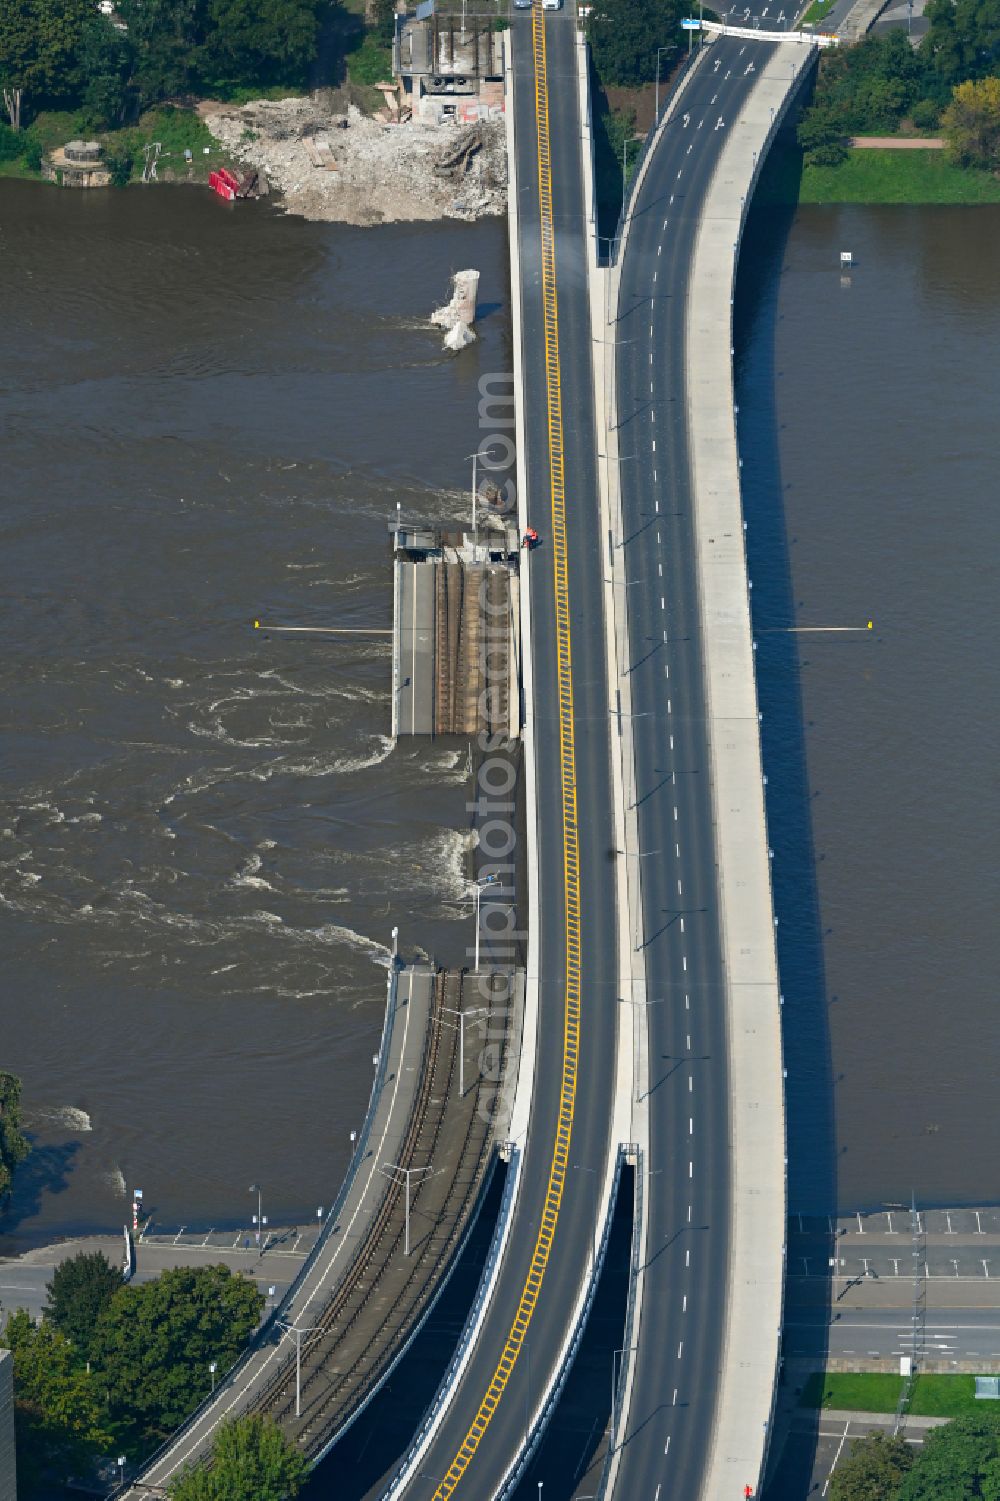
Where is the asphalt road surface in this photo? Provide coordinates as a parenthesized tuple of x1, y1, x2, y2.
(392, 12, 619, 1497)
(611, 32, 780, 1501)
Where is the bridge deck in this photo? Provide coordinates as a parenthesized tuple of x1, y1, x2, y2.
(127, 965, 521, 1495)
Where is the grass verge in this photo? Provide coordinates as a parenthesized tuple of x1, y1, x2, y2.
(0, 106, 232, 185)
(800, 1373, 903, 1413)
(755, 140, 1000, 205)
(801, 148, 1000, 203)
(800, 1372, 990, 1419)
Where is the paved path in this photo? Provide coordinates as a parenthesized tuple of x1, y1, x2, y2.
(851, 135, 944, 147)
(0, 1232, 311, 1327)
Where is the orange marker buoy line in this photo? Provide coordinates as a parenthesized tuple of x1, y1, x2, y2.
(252, 620, 392, 635)
(760, 621, 874, 634)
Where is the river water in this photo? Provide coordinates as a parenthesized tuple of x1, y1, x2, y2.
(737, 201, 1000, 1214)
(0, 183, 996, 1251)
(0, 181, 512, 1251)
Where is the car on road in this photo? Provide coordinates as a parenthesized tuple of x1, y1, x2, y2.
(542, 0, 563, 9)
(514, 0, 532, 8)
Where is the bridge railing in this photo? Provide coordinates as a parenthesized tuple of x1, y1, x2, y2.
(115, 958, 403, 1495)
(495, 1146, 629, 1500)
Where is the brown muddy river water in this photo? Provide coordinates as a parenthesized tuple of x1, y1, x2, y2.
(0, 181, 996, 1248)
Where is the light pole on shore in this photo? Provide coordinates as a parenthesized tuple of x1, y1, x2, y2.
(654, 46, 671, 126)
(249, 1182, 265, 1246)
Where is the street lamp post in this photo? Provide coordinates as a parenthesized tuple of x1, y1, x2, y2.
(472, 873, 502, 971)
(276, 1319, 321, 1418)
(621, 137, 637, 227)
(249, 1183, 264, 1246)
(654, 46, 671, 127)
(465, 444, 503, 554)
(381, 1162, 435, 1256)
(442, 1005, 488, 1098)
(209, 1360, 217, 1395)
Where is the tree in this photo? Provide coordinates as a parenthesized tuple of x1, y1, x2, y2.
(898, 1412, 1000, 1500)
(586, 0, 686, 88)
(79, 14, 138, 128)
(941, 75, 1000, 169)
(198, 0, 323, 93)
(44, 1251, 123, 1361)
(1, 1308, 113, 1491)
(90, 1264, 263, 1450)
(797, 104, 849, 166)
(830, 1431, 914, 1501)
(922, 0, 1000, 85)
(0, 0, 93, 127)
(168, 1415, 310, 1501)
(116, 0, 208, 109)
(0, 1071, 29, 1199)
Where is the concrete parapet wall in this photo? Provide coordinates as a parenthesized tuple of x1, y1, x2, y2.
(684, 41, 816, 1501)
(837, 0, 893, 42)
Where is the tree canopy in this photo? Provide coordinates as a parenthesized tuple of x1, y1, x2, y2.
(0, 1072, 29, 1199)
(586, 0, 686, 88)
(830, 1431, 914, 1501)
(1, 1308, 113, 1491)
(921, 0, 1000, 85)
(0, 0, 326, 127)
(167, 1415, 310, 1501)
(44, 1250, 124, 1362)
(91, 1264, 263, 1449)
(941, 74, 1000, 169)
(898, 1413, 1000, 1501)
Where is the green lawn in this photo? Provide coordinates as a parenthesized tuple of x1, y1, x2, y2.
(799, 0, 837, 25)
(801, 148, 1000, 204)
(911, 1375, 984, 1418)
(800, 1373, 904, 1413)
(800, 1372, 994, 1418)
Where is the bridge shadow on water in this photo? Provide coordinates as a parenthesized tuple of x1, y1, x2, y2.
(733, 140, 836, 1500)
(303, 1163, 507, 1501)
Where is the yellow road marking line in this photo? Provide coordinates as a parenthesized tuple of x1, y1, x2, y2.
(431, 8, 582, 1497)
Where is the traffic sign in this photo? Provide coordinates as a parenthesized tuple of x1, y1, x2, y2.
(681, 18, 702, 27)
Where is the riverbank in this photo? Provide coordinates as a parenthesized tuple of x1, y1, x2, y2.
(202, 95, 507, 224)
(757, 140, 1000, 204)
(0, 94, 506, 224)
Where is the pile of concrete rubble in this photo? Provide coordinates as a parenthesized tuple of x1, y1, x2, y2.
(201, 96, 507, 226)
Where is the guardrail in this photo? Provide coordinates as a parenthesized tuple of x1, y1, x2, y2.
(597, 1145, 643, 1497)
(116, 957, 403, 1496)
(381, 1144, 522, 1498)
(496, 1147, 629, 1500)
